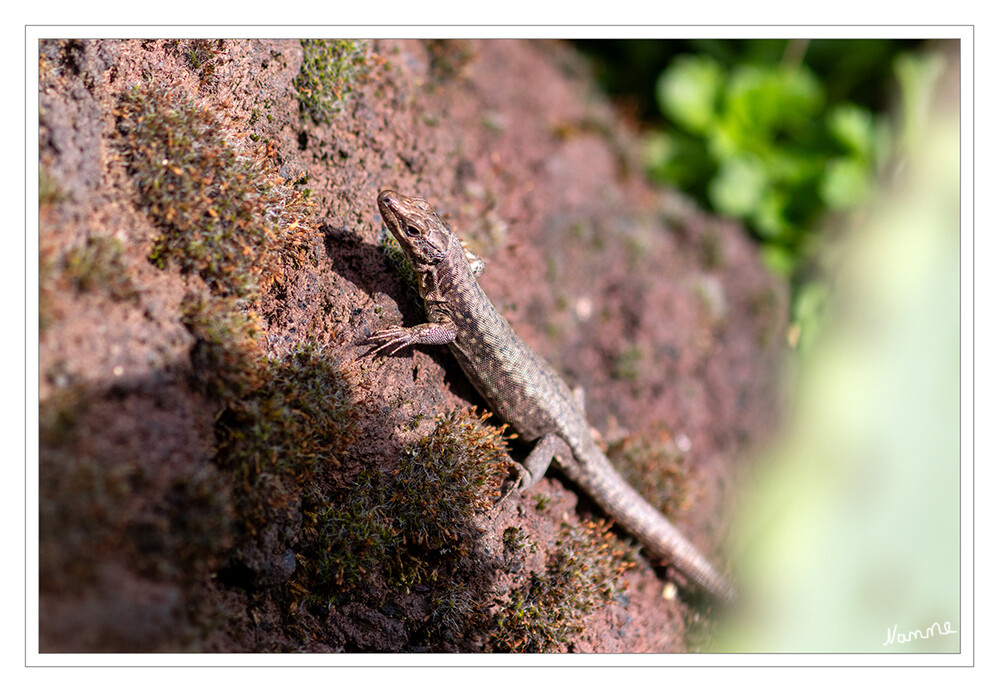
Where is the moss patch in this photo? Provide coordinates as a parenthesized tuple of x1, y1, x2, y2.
(293, 409, 510, 631)
(294, 40, 371, 124)
(487, 520, 635, 653)
(391, 410, 509, 553)
(116, 81, 315, 299)
(608, 428, 693, 518)
(208, 339, 362, 581)
(182, 38, 227, 87)
(61, 236, 137, 302)
(216, 341, 361, 490)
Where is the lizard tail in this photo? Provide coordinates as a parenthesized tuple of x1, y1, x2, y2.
(572, 443, 737, 603)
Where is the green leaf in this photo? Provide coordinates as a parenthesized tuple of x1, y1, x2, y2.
(752, 188, 791, 240)
(644, 131, 714, 187)
(708, 155, 767, 217)
(760, 243, 795, 277)
(827, 104, 876, 159)
(760, 147, 817, 186)
(821, 157, 871, 209)
(725, 65, 824, 141)
(656, 55, 724, 135)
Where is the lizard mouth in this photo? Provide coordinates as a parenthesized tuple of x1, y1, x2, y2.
(377, 189, 401, 226)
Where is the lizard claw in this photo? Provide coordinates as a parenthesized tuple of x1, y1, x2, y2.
(496, 463, 531, 505)
(515, 464, 533, 491)
(362, 327, 414, 356)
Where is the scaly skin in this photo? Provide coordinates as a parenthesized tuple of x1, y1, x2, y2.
(366, 189, 736, 602)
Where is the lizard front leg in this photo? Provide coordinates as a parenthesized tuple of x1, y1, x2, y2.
(364, 319, 457, 355)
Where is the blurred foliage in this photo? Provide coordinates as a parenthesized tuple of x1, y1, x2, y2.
(712, 47, 959, 652)
(648, 49, 886, 276)
(576, 39, 936, 347)
(579, 37, 961, 655)
(577, 40, 920, 125)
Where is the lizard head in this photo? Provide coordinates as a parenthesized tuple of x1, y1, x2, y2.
(377, 189, 457, 267)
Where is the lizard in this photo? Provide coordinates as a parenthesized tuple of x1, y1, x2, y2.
(364, 189, 736, 603)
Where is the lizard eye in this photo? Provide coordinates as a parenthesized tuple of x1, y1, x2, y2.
(404, 225, 420, 237)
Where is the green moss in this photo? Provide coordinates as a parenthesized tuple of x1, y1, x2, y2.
(294, 39, 371, 124)
(488, 521, 634, 653)
(391, 409, 510, 553)
(293, 409, 509, 608)
(182, 39, 227, 88)
(218, 341, 361, 482)
(501, 526, 534, 574)
(297, 471, 396, 595)
(429, 583, 477, 639)
(185, 39, 223, 70)
(212, 341, 361, 547)
(39, 169, 66, 206)
(426, 40, 477, 80)
(502, 526, 530, 555)
(611, 345, 644, 382)
(38, 385, 90, 450)
(116, 82, 315, 299)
